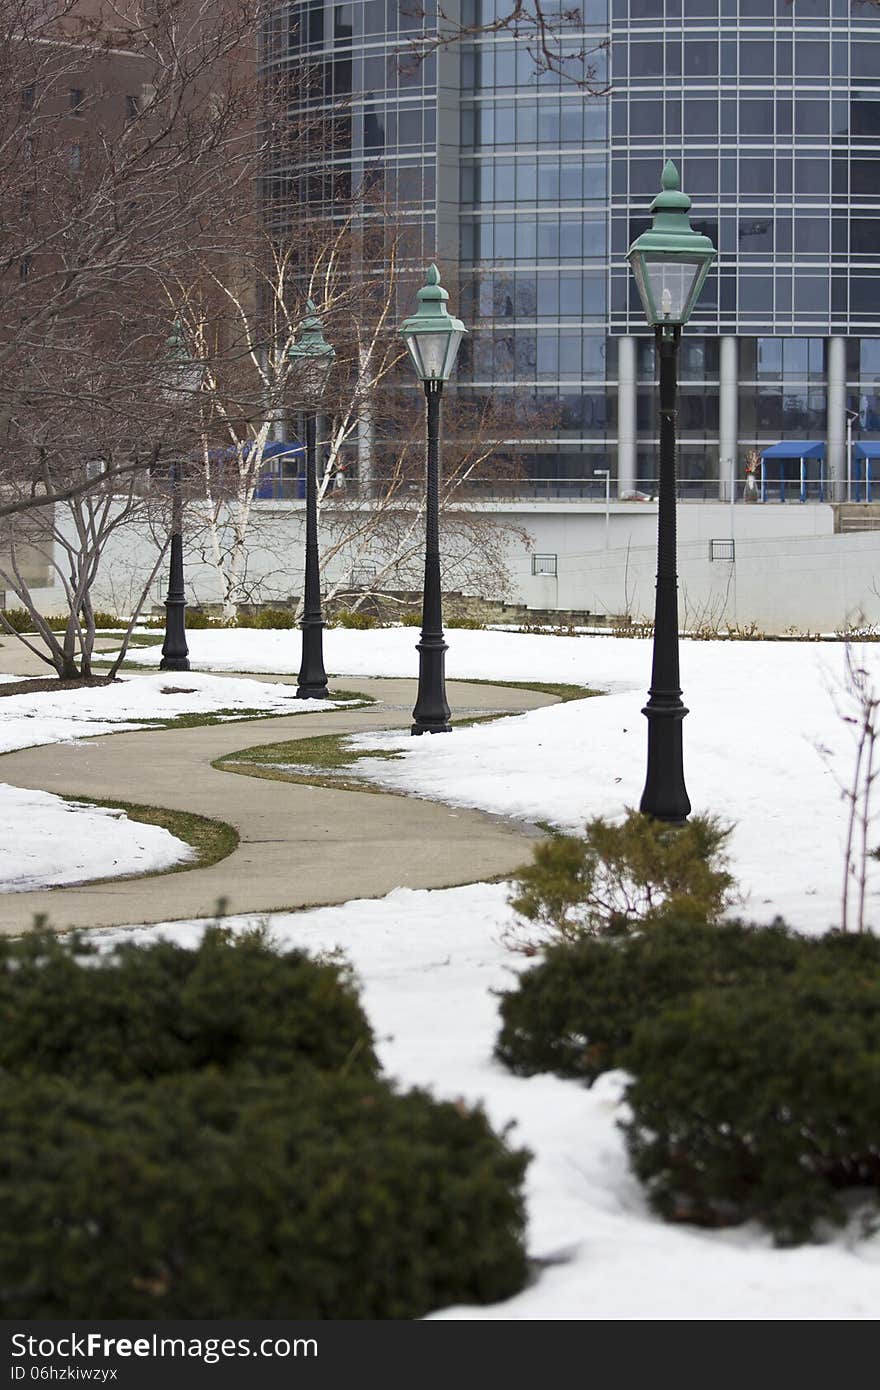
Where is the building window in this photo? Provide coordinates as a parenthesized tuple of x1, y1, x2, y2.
(18, 255, 32, 281)
(21, 84, 35, 111)
(125, 94, 140, 122)
(69, 87, 84, 112)
(709, 540, 735, 562)
(532, 554, 557, 576)
(69, 144, 82, 171)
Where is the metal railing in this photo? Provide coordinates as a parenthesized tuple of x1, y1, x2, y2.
(249, 473, 837, 505)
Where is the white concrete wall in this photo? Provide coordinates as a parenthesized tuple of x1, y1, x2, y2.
(19, 497, 880, 635)
(501, 502, 877, 631)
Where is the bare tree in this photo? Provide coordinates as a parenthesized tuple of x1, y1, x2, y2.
(0, 0, 263, 521)
(0, 468, 169, 680)
(169, 203, 540, 618)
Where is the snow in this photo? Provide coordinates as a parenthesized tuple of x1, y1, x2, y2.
(293, 635, 876, 937)
(124, 624, 629, 686)
(0, 784, 194, 891)
(11, 625, 880, 1313)
(105, 882, 880, 1320)
(0, 671, 351, 889)
(0, 670, 352, 756)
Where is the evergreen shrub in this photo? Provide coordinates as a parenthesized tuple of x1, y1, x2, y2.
(251, 607, 298, 629)
(509, 811, 735, 945)
(0, 1070, 530, 1317)
(623, 932, 880, 1244)
(332, 609, 380, 629)
(0, 928, 378, 1084)
(183, 608, 216, 628)
(0, 609, 68, 633)
(495, 916, 803, 1082)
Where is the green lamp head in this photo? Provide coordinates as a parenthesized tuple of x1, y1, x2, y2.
(626, 161, 716, 327)
(399, 265, 467, 383)
(289, 300, 336, 394)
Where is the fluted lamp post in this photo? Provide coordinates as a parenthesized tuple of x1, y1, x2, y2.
(627, 160, 716, 822)
(160, 318, 192, 672)
(399, 265, 467, 736)
(289, 300, 335, 699)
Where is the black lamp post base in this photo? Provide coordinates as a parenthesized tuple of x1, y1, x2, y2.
(296, 619, 328, 700)
(639, 702, 691, 824)
(411, 636, 451, 736)
(159, 601, 189, 672)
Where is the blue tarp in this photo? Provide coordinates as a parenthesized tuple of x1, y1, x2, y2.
(854, 443, 880, 459)
(251, 440, 305, 500)
(759, 440, 825, 502)
(760, 441, 825, 459)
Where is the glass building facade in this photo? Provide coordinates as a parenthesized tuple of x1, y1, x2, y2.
(262, 0, 880, 499)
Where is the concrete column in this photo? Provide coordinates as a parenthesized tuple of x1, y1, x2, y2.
(827, 335, 846, 503)
(719, 335, 738, 505)
(617, 334, 637, 496)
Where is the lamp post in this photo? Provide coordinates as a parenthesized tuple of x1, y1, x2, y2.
(594, 468, 611, 547)
(399, 265, 467, 736)
(627, 161, 716, 823)
(289, 300, 336, 699)
(160, 318, 191, 673)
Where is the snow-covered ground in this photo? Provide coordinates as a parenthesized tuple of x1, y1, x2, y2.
(200, 630, 873, 937)
(11, 626, 880, 1312)
(107, 882, 880, 1320)
(0, 670, 351, 756)
(0, 784, 195, 891)
(126, 624, 634, 687)
(0, 671, 352, 889)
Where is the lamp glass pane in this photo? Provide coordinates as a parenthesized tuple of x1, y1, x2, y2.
(414, 330, 453, 380)
(403, 333, 426, 380)
(297, 354, 333, 398)
(441, 329, 464, 379)
(643, 255, 704, 324)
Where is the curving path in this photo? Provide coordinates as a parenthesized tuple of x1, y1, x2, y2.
(0, 672, 555, 935)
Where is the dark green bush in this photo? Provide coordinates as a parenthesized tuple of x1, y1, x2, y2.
(0, 609, 68, 633)
(92, 611, 124, 629)
(446, 616, 486, 629)
(251, 607, 298, 629)
(0, 927, 377, 1084)
(183, 608, 216, 628)
(400, 611, 422, 626)
(622, 932, 880, 1244)
(0, 1069, 529, 1317)
(0, 607, 36, 633)
(509, 811, 736, 945)
(332, 608, 380, 629)
(496, 916, 803, 1082)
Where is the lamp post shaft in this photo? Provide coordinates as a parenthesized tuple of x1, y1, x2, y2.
(412, 380, 451, 735)
(160, 462, 190, 672)
(296, 410, 329, 699)
(640, 326, 690, 823)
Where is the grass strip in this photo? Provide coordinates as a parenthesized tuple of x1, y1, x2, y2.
(62, 795, 239, 885)
(213, 680, 599, 794)
(214, 729, 405, 796)
(459, 679, 602, 703)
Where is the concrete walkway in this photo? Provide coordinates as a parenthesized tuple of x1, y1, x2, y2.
(0, 667, 553, 934)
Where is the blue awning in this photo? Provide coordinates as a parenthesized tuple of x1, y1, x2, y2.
(854, 443, 880, 459)
(761, 441, 825, 459)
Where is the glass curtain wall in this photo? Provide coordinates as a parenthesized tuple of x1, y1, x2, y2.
(610, 0, 880, 495)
